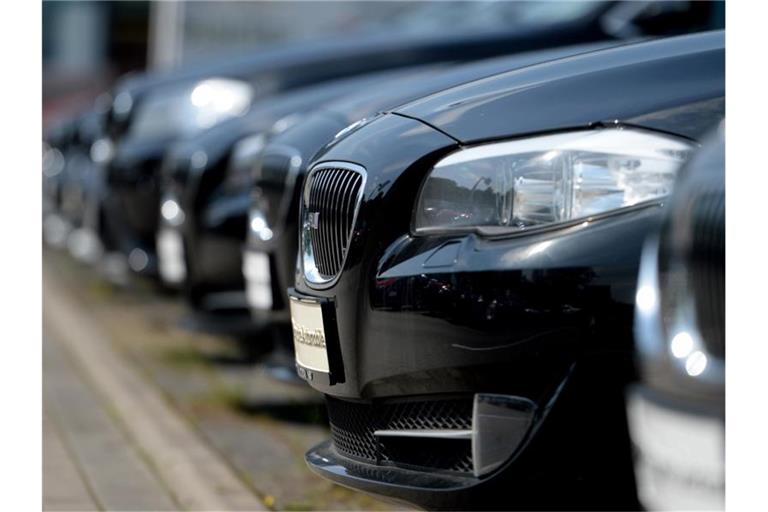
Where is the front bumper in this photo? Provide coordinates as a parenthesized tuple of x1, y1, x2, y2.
(242, 202, 296, 322)
(627, 386, 724, 510)
(295, 204, 660, 398)
(292, 205, 660, 509)
(176, 195, 250, 313)
(307, 363, 640, 510)
(307, 440, 476, 510)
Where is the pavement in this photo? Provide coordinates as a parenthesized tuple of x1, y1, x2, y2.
(43, 267, 267, 511)
(43, 250, 405, 511)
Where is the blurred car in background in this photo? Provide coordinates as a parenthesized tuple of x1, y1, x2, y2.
(95, 0, 724, 280)
(43, 119, 76, 234)
(628, 125, 725, 510)
(59, 108, 113, 265)
(289, 31, 724, 509)
(157, 67, 442, 326)
(43, 108, 107, 254)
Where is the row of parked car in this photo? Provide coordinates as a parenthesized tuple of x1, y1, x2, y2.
(43, 2, 724, 509)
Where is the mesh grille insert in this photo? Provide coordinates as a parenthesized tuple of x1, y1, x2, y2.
(325, 396, 474, 474)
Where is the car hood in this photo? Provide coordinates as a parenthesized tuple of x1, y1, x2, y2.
(393, 30, 724, 143)
(321, 40, 620, 127)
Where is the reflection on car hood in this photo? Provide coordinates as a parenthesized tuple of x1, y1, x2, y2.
(321, 40, 620, 126)
(394, 30, 724, 143)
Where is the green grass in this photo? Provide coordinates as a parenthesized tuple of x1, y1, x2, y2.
(156, 346, 208, 369)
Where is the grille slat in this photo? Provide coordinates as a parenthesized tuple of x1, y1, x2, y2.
(314, 170, 332, 274)
(344, 175, 362, 254)
(320, 170, 337, 276)
(308, 172, 320, 270)
(305, 167, 364, 279)
(329, 170, 346, 273)
(335, 172, 356, 267)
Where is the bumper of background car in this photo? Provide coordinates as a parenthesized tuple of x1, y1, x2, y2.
(243, 201, 297, 320)
(175, 194, 249, 312)
(157, 224, 187, 287)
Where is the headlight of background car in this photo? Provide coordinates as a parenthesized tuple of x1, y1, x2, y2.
(129, 78, 254, 141)
(227, 133, 267, 189)
(414, 128, 694, 234)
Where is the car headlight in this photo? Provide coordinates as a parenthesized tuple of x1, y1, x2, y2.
(414, 127, 694, 234)
(227, 133, 267, 188)
(129, 78, 253, 140)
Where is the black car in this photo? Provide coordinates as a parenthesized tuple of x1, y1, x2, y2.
(628, 125, 724, 510)
(288, 31, 724, 509)
(242, 42, 620, 373)
(98, 0, 724, 278)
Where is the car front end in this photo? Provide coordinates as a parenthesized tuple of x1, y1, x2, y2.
(289, 32, 724, 509)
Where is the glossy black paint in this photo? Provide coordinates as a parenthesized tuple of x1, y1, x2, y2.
(187, 43, 631, 314)
(294, 32, 725, 509)
(245, 41, 622, 322)
(395, 30, 724, 143)
(102, 3, 724, 278)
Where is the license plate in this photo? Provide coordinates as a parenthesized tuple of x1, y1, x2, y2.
(289, 296, 330, 373)
(157, 228, 186, 284)
(243, 251, 272, 310)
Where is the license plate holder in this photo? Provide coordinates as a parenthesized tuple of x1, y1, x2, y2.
(288, 290, 343, 385)
(157, 227, 186, 284)
(243, 251, 272, 310)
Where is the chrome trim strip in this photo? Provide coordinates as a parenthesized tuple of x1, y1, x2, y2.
(262, 144, 303, 234)
(373, 429, 472, 439)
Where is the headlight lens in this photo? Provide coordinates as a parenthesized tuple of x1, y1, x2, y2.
(130, 78, 253, 140)
(227, 133, 267, 188)
(414, 128, 694, 234)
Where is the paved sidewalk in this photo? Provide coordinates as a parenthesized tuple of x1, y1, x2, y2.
(43, 335, 178, 511)
(43, 408, 100, 511)
(43, 267, 267, 512)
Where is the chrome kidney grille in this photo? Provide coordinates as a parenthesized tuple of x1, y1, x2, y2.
(301, 164, 365, 285)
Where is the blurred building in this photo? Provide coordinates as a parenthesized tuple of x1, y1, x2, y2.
(43, 1, 150, 124)
(44, 1, 600, 124)
(149, 1, 425, 68)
